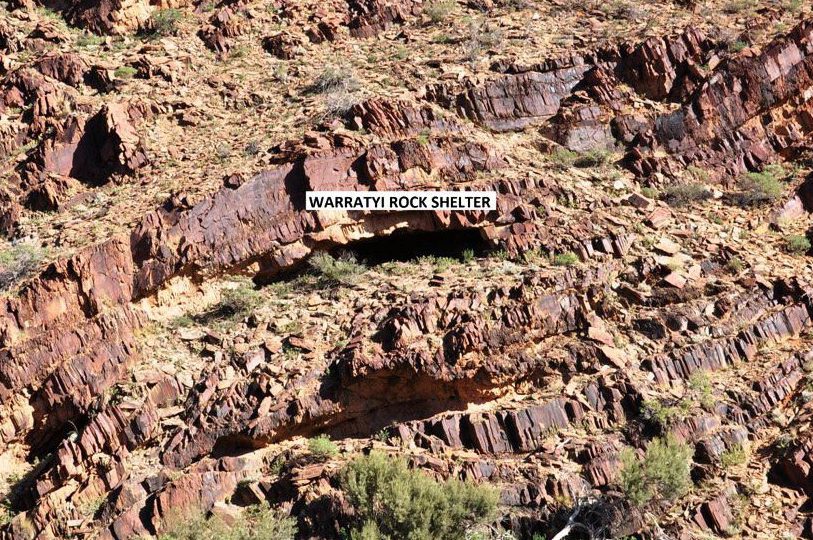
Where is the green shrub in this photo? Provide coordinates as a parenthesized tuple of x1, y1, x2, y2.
(309, 252, 365, 285)
(686, 165, 710, 183)
(661, 183, 710, 207)
(76, 33, 104, 47)
(723, 0, 757, 13)
(158, 504, 296, 540)
(737, 166, 785, 205)
(640, 187, 658, 199)
(146, 8, 182, 37)
(553, 251, 579, 266)
(0, 243, 44, 292)
(416, 254, 456, 273)
(726, 256, 745, 274)
(461, 248, 475, 263)
(687, 370, 714, 409)
(424, 0, 456, 24)
(307, 435, 338, 458)
(785, 234, 811, 255)
(572, 148, 612, 168)
(114, 66, 137, 79)
(720, 444, 748, 469)
(549, 148, 579, 169)
(340, 452, 497, 540)
(619, 436, 693, 507)
(549, 148, 611, 170)
(619, 448, 649, 507)
(218, 282, 264, 318)
(641, 399, 683, 430)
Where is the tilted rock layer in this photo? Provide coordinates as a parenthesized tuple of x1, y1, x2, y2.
(1, 2, 813, 539)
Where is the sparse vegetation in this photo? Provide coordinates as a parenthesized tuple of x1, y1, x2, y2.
(114, 66, 138, 79)
(640, 187, 658, 199)
(785, 234, 811, 255)
(661, 183, 710, 207)
(310, 65, 360, 118)
(549, 148, 612, 170)
(340, 452, 497, 540)
(641, 399, 684, 430)
(217, 281, 264, 319)
(416, 254, 456, 273)
(553, 251, 579, 266)
(723, 0, 757, 13)
(461, 248, 475, 263)
(307, 435, 339, 458)
(619, 436, 693, 507)
(686, 165, 710, 183)
(312, 65, 359, 94)
(687, 370, 714, 409)
(309, 252, 365, 285)
(0, 243, 45, 293)
(158, 504, 296, 540)
(736, 165, 786, 205)
(726, 256, 745, 274)
(463, 21, 502, 62)
(145, 8, 183, 37)
(424, 0, 456, 24)
(76, 33, 104, 47)
(720, 444, 749, 469)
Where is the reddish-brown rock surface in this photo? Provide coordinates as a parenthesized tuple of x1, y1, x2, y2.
(1, 2, 813, 539)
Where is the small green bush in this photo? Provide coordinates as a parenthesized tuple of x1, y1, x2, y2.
(573, 149, 612, 168)
(641, 399, 683, 430)
(146, 8, 182, 37)
(737, 166, 785, 205)
(661, 183, 710, 207)
(687, 370, 714, 409)
(416, 254, 456, 273)
(309, 252, 365, 285)
(785, 234, 811, 255)
(726, 256, 745, 274)
(340, 452, 497, 540)
(720, 444, 748, 469)
(218, 282, 264, 318)
(307, 435, 338, 458)
(114, 66, 137, 79)
(424, 0, 456, 24)
(549, 148, 611, 170)
(686, 165, 710, 183)
(461, 248, 475, 263)
(553, 251, 579, 266)
(158, 504, 296, 540)
(619, 435, 693, 507)
(0, 243, 44, 292)
(640, 187, 658, 199)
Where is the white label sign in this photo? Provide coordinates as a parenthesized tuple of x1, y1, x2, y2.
(305, 191, 497, 211)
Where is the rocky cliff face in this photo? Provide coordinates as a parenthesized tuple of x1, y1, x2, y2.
(0, 0, 812, 539)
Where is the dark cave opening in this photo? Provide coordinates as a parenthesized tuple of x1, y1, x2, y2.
(335, 227, 493, 266)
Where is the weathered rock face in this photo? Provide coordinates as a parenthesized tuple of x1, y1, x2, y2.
(32, 52, 88, 87)
(280, 0, 423, 44)
(623, 19, 813, 178)
(19, 101, 149, 210)
(2, 9, 813, 540)
(427, 60, 593, 132)
(199, 6, 244, 54)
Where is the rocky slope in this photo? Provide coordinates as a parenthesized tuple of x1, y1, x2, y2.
(0, 0, 813, 538)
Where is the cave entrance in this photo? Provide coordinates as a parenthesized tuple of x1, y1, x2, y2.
(340, 227, 492, 266)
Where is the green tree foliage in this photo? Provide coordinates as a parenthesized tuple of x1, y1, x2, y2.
(340, 452, 497, 540)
